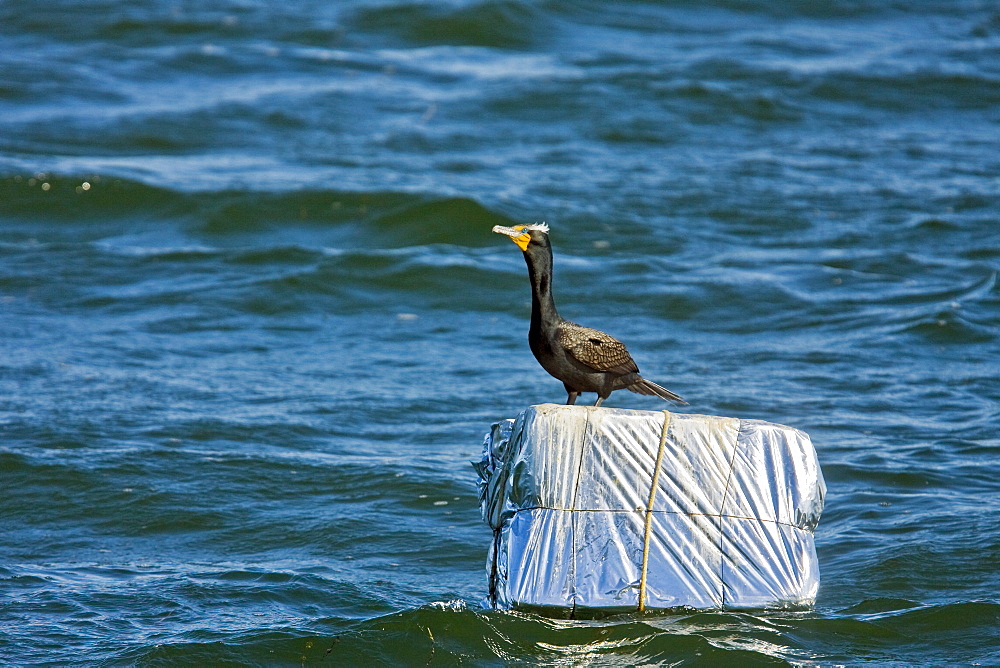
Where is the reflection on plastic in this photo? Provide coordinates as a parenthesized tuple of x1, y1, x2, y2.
(474, 404, 825, 614)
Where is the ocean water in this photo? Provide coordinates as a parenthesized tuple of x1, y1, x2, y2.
(2, 0, 999, 665)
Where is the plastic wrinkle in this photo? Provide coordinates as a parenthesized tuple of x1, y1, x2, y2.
(475, 404, 825, 613)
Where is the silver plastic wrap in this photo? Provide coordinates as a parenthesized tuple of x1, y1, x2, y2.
(475, 404, 825, 613)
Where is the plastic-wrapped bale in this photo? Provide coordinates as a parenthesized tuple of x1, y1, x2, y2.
(474, 404, 825, 613)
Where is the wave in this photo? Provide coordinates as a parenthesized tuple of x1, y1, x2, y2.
(0, 174, 189, 225)
(114, 605, 805, 665)
(808, 69, 1000, 112)
(677, 55, 1000, 113)
(0, 173, 516, 240)
(903, 308, 997, 345)
(100, 599, 1000, 665)
(344, 0, 549, 49)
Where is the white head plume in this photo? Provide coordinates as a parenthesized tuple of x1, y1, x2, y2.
(492, 222, 550, 236)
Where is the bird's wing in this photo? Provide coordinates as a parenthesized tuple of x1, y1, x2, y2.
(557, 322, 639, 374)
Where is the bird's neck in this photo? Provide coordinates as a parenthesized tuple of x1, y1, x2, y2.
(524, 245, 560, 328)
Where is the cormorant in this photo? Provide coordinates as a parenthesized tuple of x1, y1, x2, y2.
(493, 223, 687, 408)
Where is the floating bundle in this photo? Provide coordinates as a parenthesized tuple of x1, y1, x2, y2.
(475, 404, 825, 614)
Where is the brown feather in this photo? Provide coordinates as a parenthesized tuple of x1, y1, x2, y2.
(557, 321, 639, 374)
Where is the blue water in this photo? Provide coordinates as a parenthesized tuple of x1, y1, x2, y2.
(2, 1, 999, 665)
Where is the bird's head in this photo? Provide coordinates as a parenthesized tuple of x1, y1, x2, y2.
(492, 223, 550, 251)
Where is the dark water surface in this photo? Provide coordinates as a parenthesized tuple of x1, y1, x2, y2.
(2, 1, 999, 665)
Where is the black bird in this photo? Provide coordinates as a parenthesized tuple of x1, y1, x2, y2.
(493, 223, 687, 408)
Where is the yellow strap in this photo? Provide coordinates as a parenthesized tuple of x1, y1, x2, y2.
(638, 410, 671, 612)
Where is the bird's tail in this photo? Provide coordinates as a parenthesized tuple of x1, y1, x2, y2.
(627, 377, 688, 405)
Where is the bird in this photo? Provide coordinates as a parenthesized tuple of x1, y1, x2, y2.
(493, 223, 687, 408)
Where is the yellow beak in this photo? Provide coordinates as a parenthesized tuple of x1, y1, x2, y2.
(492, 225, 531, 251)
